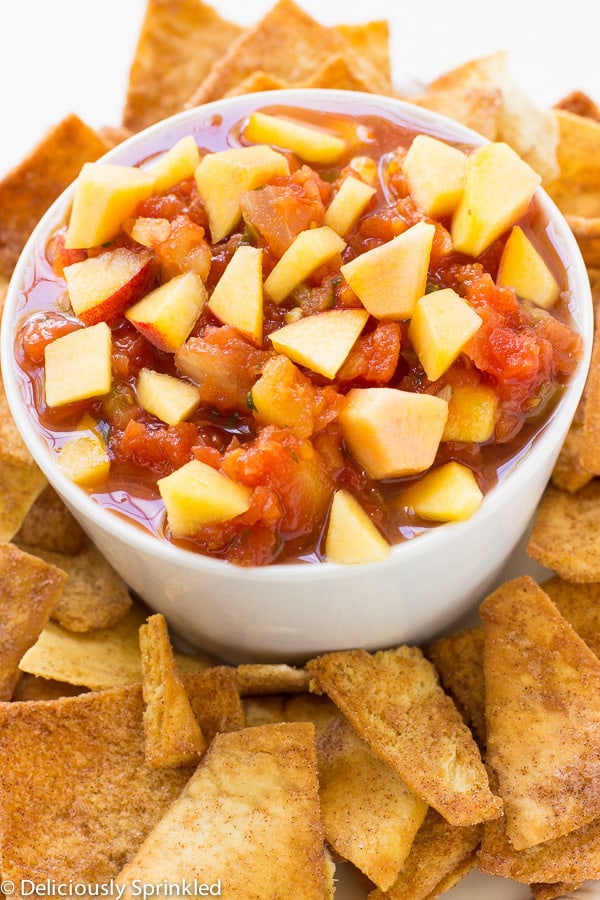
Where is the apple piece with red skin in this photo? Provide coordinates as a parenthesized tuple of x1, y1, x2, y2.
(125, 271, 207, 353)
(64, 248, 156, 326)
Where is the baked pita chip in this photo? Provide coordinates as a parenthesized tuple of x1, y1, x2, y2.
(19, 602, 213, 690)
(428, 52, 559, 181)
(226, 70, 289, 96)
(0, 114, 109, 278)
(15, 484, 87, 554)
(123, 0, 242, 131)
(542, 575, 600, 649)
(0, 686, 195, 883)
(0, 543, 67, 701)
(244, 691, 338, 738)
(564, 214, 600, 266)
(0, 377, 47, 542)
(413, 87, 501, 141)
(551, 404, 593, 492)
(427, 627, 486, 746)
(482, 576, 600, 849)
(479, 805, 600, 884)
(335, 20, 391, 85)
(554, 90, 600, 122)
(527, 481, 600, 581)
(188, 0, 388, 107)
(235, 662, 310, 695)
(11, 673, 88, 702)
(16, 542, 132, 632)
(368, 808, 482, 900)
(301, 52, 381, 93)
(183, 666, 245, 740)
(140, 613, 207, 767)
(318, 716, 428, 891)
(116, 722, 332, 900)
(307, 646, 501, 826)
(530, 883, 582, 900)
(581, 312, 600, 474)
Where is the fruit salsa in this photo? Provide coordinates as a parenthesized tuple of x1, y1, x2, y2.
(13, 101, 583, 566)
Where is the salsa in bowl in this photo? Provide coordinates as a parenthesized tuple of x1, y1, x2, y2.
(2, 90, 592, 660)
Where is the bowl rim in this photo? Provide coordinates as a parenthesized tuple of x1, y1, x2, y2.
(1, 87, 594, 581)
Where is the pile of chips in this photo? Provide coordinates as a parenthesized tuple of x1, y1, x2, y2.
(2, 2, 600, 898)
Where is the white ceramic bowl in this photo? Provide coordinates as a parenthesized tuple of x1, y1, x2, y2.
(2, 90, 593, 662)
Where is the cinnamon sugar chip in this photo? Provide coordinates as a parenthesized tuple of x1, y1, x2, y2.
(139, 614, 207, 767)
(307, 646, 502, 826)
(123, 0, 242, 131)
(527, 481, 600, 581)
(15, 485, 88, 555)
(414, 87, 502, 141)
(318, 716, 427, 891)
(368, 808, 481, 900)
(115, 723, 331, 899)
(427, 627, 486, 746)
(0, 114, 109, 278)
(0, 686, 195, 884)
(0, 543, 67, 701)
(482, 576, 600, 849)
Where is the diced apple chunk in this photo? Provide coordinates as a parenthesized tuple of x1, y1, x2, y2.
(339, 387, 448, 480)
(451, 142, 541, 258)
(323, 176, 376, 236)
(443, 383, 499, 443)
(207, 245, 263, 345)
(497, 225, 560, 308)
(340, 221, 435, 320)
(408, 288, 482, 382)
(403, 134, 467, 218)
(325, 489, 391, 564)
(137, 368, 201, 426)
(66, 162, 155, 249)
(64, 247, 154, 325)
(148, 135, 200, 194)
(125, 271, 206, 353)
(398, 461, 483, 522)
(194, 145, 289, 243)
(245, 111, 346, 165)
(57, 416, 110, 487)
(269, 308, 369, 379)
(157, 459, 252, 536)
(264, 226, 346, 304)
(44, 322, 112, 408)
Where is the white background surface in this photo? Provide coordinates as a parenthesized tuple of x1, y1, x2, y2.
(1, 2, 599, 898)
(2, 0, 600, 177)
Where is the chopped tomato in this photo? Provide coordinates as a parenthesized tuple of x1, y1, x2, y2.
(114, 419, 197, 475)
(337, 322, 402, 384)
(19, 313, 82, 365)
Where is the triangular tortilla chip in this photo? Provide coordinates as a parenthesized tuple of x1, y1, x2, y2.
(140, 613, 207, 767)
(0, 686, 195, 883)
(554, 90, 600, 122)
(0, 378, 47, 542)
(318, 716, 428, 891)
(335, 21, 391, 85)
(19, 602, 213, 690)
(243, 691, 338, 738)
(414, 87, 502, 141)
(307, 646, 501, 826)
(481, 576, 600, 849)
(301, 52, 378, 92)
(428, 51, 559, 181)
(235, 662, 310, 695)
(11, 673, 87, 702)
(542, 575, 600, 648)
(479, 804, 600, 884)
(0, 114, 109, 278)
(116, 722, 331, 899)
(17, 542, 132, 632)
(527, 481, 600, 581)
(368, 808, 481, 900)
(123, 0, 242, 131)
(15, 485, 87, 554)
(225, 70, 289, 97)
(530, 883, 582, 900)
(187, 0, 388, 107)
(427, 627, 486, 746)
(0, 543, 67, 700)
(551, 400, 593, 493)
(184, 666, 245, 740)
